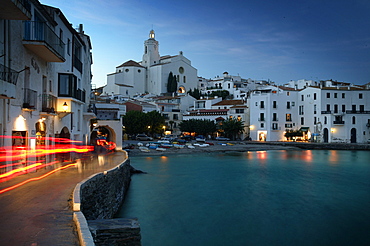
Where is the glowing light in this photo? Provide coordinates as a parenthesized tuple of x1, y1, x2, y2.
(14, 115, 27, 131)
(63, 102, 68, 111)
(0, 162, 77, 194)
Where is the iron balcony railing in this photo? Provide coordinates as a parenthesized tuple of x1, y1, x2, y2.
(0, 63, 18, 85)
(345, 110, 370, 114)
(23, 21, 65, 59)
(23, 88, 37, 109)
(333, 120, 345, 125)
(73, 55, 83, 73)
(41, 94, 57, 113)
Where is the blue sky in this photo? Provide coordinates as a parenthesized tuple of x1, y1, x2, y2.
(40, 0, 370, 87)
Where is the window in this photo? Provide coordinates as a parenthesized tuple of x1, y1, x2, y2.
(173, 114, 178, 120)
(272, 123, 278, 130)
(352, 116, 356, 124)
(342, 105, 345, 112)
(326, 104, 330, 112)
(138, 69, 141, 73)
(273, 113, 278, 121)
(334, 104, 338, 113)
(301, 95, 304, 101)
(287, 101, 291, 109)
(58, 73, 77, 97)
(183, 76, 186, 83)
(125, 69, 129, 72)
(285, 123, 293, 128)
(59, 29, 63, 46)
(359, 93, 363, 99)
(352, 105, 356, 112)
(67, 39, 71, 55)
(360, 105, 364, 112)
(327, 93, 330, 98)
(314, 104, 317, 114)
(299, 105, 304, 115)
(273, 101, 277, 108)
(301, 117, 304, 125)
(236, 109, 244, 113)
(287, 92, 290, 96)
(259, 113, 265, 121)
(342, 93, 345, 98)
(286, 114, 292, 121)
(260, 123, 264, 128)
(314, 93, 317, 100)
(324, 116, 327, 124)
(260, 101, 265, 109)
(228, 83, 231, 89)
(334, 93, 337, 98)
(237, 116, 241, 121)
(314, 117, 317, 124)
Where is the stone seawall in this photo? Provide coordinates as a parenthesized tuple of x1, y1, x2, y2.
(73, 156, 141, 246)
(80, 159, 132, 220)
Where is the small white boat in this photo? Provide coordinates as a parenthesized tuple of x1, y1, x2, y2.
(139, 146, 150, 152)
(156, 147, 166, 151)
(137, 142, 144, 147)
(174, 144, 185, 149)
(198, 144, 209, 147)
(187, 145, 195, 149)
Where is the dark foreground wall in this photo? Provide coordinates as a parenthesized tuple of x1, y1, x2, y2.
(77, 158, 141, 245)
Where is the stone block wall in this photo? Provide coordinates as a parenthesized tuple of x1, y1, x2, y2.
(80, 159, 132, 220)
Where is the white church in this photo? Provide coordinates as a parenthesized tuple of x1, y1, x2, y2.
(104, 30, 198, 97)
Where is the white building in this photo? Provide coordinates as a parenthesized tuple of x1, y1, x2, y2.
(0, 1, 94, 150)
(249, 86, 300, 141)
(105, 30, 198, 96)
(249, 82, 370, 143)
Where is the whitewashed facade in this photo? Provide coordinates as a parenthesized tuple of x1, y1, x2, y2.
(0, 0, 94, 149)
(249, 82, 370, 143)
(105, 30, 198, 96)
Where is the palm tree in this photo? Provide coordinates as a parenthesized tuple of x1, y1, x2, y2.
(221, 118, 245, 140)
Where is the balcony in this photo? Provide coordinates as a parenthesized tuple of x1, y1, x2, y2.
(23, 21, 65, 62)
(0, 0, 31, 20)
(73, 55, 83, 73)
(41, 94, 57, 115)
(333, 120, 345, 125)
(321, 111, 331, 114)
(22, 88, 37, 111)
(346, 110, 370, 114)
(0, 64, 18, 99)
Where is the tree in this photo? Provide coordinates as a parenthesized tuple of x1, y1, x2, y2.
(179, 119, 216, 136)
(123, 110, 165, 136)
(146, 110, 165, 135)
(221, 118, 245, 140)
(187, 88, 201, 99)
(167, 72, 177, 93)
(168, 120, 175, 130)
(122, 111, 148, 135)
(209, 90, 230, 99)
(167, 72, 173, 93)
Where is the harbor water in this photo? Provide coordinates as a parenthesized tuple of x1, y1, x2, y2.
(116, 150, 370, 246)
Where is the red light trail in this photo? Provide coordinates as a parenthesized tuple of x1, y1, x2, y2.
(0, 162, 77, 194)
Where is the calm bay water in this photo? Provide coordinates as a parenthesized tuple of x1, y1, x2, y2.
(117, 150, 370, 246)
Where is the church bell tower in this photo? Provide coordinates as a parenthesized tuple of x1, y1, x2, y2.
(142, 29, 160, 67)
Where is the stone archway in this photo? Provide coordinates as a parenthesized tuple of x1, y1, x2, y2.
(90, 125, 117, 147)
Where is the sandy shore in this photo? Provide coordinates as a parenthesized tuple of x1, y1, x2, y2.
(123, 140, 370, 157)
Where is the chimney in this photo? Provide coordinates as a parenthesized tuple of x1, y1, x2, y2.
(79, 24, 84, 33)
